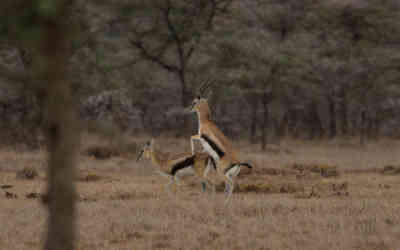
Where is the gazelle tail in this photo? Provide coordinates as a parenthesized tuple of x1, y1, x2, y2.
(239, 162, 253, 169)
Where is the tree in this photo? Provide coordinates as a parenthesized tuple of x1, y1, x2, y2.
(2, 1, 80, 250)
(126, 0, 232, 131)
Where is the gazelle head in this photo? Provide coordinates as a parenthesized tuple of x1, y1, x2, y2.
(189, 79, 214, 114)
(136, 139, 154, 161)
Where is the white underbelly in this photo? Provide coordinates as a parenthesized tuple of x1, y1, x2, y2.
(199, 138, 220, 162)
(175, 166, 195, 177)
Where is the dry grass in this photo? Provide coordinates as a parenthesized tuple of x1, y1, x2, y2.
(0, 137, 400, 250)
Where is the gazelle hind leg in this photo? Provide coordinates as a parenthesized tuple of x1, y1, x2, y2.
(201, 181, 207, 192)
(166, 176, 175, 192)
(174, 175, 183, 186)
(202, 161, 215, 193)
(224, 178, 234, 205)
(203, 179, 215, 193)
(224, 165, 240, 205)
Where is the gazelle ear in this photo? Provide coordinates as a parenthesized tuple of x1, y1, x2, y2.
(197, 77, 215, 98)
(150, 138, 155, 146)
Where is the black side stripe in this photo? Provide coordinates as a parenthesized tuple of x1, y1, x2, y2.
(170, 156, 195, 176)
(201, 134, 225, 158)
(224, 162, 253, 174)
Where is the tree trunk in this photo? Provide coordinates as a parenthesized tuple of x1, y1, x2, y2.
(249, 96, 259, 144)
(328, 97, 337, 139)
(308, 100, 323, 140)
(139, 107, 147, 132)
(360, 109, 367, 146)
(261, 101, 269, 151)
(366, 114, 374, 141)
(36, 2, 79, 250)
(339, 88, 348, 135)
(372, 117, 381, 140)
(288, 109, 301, 138)
(278, 112, 289, 138)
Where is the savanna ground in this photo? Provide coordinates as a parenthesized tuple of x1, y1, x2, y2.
(1, 135, 400, 250)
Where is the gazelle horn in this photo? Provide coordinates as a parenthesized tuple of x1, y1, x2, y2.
(198, 78, 215, 97)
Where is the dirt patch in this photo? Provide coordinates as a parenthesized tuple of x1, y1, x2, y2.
(264, 144, 293, 154)
(16, 167, 38, 180)
(295, 181, 349, 199)
(78, 174, 104, 182)
(4, 191, 18, 199)
(343, 168, 379, 174)
(290, 163, 339, 178)
(214, 181, 303, 194)
(84, 145, 120, 159)
(25, 192, 49, 203)
(1, 184, 13, 189)
(381, 165, 400, 175)
(238, 182, 300, 194)
(26, 192, 41, 199)
(255, 167, 294, 176)
(254, 164, 339, 178)
(78, 196, 98, 202)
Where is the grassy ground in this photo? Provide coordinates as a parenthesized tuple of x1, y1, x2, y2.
(0, 136, 399, 250)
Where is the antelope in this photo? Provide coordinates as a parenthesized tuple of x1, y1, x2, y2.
(189, 80, 253, 204)
(136, 139, 216, 192)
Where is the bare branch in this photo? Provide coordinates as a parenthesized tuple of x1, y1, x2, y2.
(129, 39, 179, 73)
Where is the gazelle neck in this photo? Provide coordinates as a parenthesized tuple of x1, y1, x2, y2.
(196, 105, 212, 124)
(150, 147, 167, 167)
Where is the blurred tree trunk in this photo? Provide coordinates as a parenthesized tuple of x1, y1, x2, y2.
(37, 2, 79, 250)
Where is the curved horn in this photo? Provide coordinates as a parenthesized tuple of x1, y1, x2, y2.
(198, 78, 215, 97)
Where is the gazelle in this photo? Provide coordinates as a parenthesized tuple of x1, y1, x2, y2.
(136, 139, 216, 192)
(189, 80, 253, 204)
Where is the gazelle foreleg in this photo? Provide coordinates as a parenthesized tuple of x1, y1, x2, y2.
(201, 157, 216, 193)
(190, 135, 201, 155)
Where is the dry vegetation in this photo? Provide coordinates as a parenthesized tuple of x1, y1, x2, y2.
(1, 136, 400, 250)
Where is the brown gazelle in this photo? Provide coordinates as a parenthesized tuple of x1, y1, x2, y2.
(189, 80, 253, 204)
(136, 139, 216, 192)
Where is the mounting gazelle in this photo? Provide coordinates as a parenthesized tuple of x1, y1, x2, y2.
(136, 139, 216, 192)
(189, 80, 253, 204)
